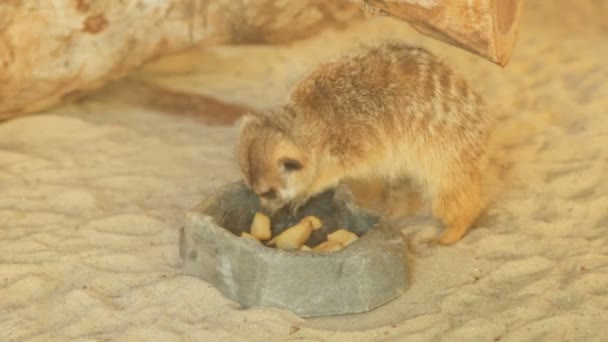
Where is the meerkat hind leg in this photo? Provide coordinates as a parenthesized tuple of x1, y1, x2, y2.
(432, 172, 482, 245)
(385, 178, 424, 220)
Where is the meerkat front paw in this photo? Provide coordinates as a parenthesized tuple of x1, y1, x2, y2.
(424, 230, 462, 246)
(436, 229, 466, 245)
(289, 197, 310, 216)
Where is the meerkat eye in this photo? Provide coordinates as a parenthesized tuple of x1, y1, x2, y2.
(281, 158, 303, 172)
(259, 189, 277, 200)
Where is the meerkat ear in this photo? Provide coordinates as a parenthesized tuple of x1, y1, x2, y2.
(239, 108, 294, 137)
(239, 111, 281, 132)
(238, 112, 262, 130)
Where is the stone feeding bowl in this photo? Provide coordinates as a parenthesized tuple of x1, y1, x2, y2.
(179, 181, 409, 317)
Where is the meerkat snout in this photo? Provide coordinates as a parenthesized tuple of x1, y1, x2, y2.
(237, 113, 316, 213)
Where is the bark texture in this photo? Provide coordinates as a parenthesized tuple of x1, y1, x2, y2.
(0, 0, 363, 119)
(355, 0, 523, 66)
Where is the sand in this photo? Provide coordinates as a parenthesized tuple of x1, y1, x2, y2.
(1, 1, 607, 341)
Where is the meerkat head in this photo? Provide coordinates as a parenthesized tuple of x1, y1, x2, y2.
(237, 110, 316, 213)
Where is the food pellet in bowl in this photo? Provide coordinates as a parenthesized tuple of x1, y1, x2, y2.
(276, 220, 314, 250)
(250, 212, 272, 240)
(300, 216, 323, 230)
(241, 231, 260, 242)
(242, 212, 357, 253)
(327, 229, 359, 246)
(313, 240, 343, 252)
(266, 236, 278, 246)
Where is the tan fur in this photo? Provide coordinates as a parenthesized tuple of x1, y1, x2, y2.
(237, 41, 493, 245)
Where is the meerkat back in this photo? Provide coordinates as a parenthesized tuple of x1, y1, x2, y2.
(290, 41, 490, 152)
(288, 41, 493, 244)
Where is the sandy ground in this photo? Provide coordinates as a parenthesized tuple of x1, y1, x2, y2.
(2, 1, 608, 341)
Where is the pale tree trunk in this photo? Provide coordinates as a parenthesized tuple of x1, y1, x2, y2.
(0, 0, 363, 120)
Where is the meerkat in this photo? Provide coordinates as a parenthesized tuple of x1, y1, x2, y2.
(237, 41, 492, 245)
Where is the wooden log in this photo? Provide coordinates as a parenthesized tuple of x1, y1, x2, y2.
(358, 0, 523, 66)
(0, 0, 363, 120)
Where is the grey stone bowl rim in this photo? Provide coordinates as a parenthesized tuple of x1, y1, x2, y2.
(180, 181, 410, 317)
(185, 182, 394, 256)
